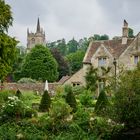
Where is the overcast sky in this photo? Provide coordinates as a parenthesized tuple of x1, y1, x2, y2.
(5, 0, 140, 47)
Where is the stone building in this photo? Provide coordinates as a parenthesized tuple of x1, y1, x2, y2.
(27, 18, 46, 52)
(62, 20, 140, 86)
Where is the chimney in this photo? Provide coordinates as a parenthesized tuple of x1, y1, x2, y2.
(122, 20, 128, 44)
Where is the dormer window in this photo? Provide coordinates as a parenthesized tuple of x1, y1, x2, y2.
(98, 57, 106, 67)
(134, 56, 139, 64)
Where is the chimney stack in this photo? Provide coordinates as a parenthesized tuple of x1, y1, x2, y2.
(122, 20, 128, 44)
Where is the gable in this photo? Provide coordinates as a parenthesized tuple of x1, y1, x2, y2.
(120, 33, 140, 58)
(91, 44, 113, 62)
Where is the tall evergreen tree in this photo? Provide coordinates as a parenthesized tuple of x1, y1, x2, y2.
(95, 90, 109, 114)
(65, 85, 77, 112)
(39, 90, 51, 112)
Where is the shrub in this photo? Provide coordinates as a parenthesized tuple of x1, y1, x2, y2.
(95, 90, 109, 115)
(50, 98, 72, 120)
(15, 89, 22, 99)
(65, 85, 77, 112)
(78, 90, 94, 107)
(18, 78, 37, 83)
(113, 68, 140, 127)
(39, 90, 51, 112)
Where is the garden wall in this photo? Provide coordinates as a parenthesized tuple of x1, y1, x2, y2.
(2, 83, 61, 94)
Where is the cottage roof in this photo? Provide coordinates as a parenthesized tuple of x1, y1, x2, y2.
(58, 75, 70, 84)
(83, 38, 134, 64)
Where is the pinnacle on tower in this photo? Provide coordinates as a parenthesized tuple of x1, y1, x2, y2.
(36, 17, 41, 33)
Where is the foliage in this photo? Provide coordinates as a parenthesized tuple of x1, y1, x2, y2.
(93, 34, 109, 40)
(0, 90, 15, 102)
(12, 46, 26, 81)
(0, 96, 33, 122)
(51, 48, 70, 79)
(65, 85, 77, 112)
(0, 33, 18, 81)
(21, 91, 41, 107)
(128, 28, 134, 38)
(0, 121, 47, 140)
(78, 90, 94, 107)
(18, 77, 37, 83)
(113, 68, 140, 127)
(15, 89, 22, 99)
(39, 90, 51, 112)
(73, 107, 90, 131)
(67, 38, 78, 54)
(0, 0, 13, 33)
(85, 66, 98, 92)
(50, 98, 72, 120)
(95, 90, 109, 115)
(66, 50, 85, 74)
(21, 45, 58, 82)
(0, 0, 18, 81)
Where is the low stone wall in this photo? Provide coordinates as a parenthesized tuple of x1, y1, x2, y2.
(2, 83, 61, 94)
(4, 83, 45, 93)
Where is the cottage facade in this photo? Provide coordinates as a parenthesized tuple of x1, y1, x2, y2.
(63, 20, 140, 86)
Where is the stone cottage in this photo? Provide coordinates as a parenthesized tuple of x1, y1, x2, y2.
(62, 20, 140, 86)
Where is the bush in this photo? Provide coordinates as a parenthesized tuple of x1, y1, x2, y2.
(15, 89, 22, 99)
(18, 78, 37, 83)
(113, 68, 140, 127)
(95, 90, 109, 115)
(39, 90, 51, 112)
(78, 90, 94, 107)
(65, 85, 77, 112)
(50, 98, 72, 120)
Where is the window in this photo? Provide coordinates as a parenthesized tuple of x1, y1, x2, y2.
(134, 56, 139, 64)
(72, 82, 81, 87)
(31, 38, 35, 44)
(98, 57, 106, 67)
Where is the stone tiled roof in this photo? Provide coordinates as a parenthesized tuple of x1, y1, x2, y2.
(83, 38, 134, 64)
(58, 75, 70, 84)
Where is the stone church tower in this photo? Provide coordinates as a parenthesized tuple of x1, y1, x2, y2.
(27, 18, 46, 52)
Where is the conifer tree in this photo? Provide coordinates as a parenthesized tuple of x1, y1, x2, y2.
(39, 90, 51, 112)
(15, 89, 22, 98)
(95, 90, 109, 114)
(65, 85, 77, 112)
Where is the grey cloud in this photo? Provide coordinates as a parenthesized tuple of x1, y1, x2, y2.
(5, 0, 140, 46)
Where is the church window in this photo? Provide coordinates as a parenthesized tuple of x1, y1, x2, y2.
(134, 56, 139, 64)
(98, 57, 106, 67)
(31, 38, 35, 44)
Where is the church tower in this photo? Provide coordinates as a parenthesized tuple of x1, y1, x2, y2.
(27, 18, 46, 52)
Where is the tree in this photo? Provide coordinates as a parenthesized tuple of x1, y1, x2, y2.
(100, 34, 109, 40)
(85, 66, 98, 92)
(128, 28, 134, 38)
(65, 85, 77, 112)
(21, 45, 58, 82)
(57, 39, 67, 56)
(0, 0, 18, 82)
(39, 90, 51, 112)
(78, 37, 89, 52)
(95, 90, 109, 114)
(12, 47, 26, 81)
(51, 48, 70, 79)
(67, 38, 78, 54)
(113, 67, 140, 127)
(66, 50, 85, 74)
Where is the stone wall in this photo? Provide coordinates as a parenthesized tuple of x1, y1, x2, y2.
(3, 83, 45, 93)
